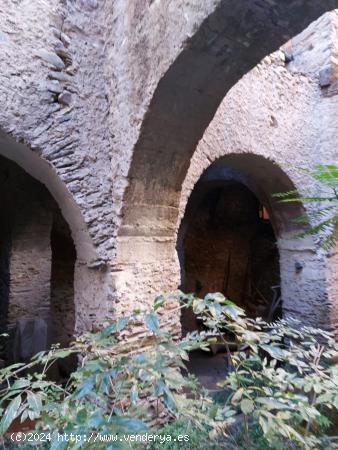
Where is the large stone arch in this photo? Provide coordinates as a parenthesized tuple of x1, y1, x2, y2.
(118, 2, 338, 240)
(177, 154, 330, 330)
(115, 9, 338, 335)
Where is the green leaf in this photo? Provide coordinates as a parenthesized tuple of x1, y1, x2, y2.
(130, 385, 138, 404)
(27, 392, 42, 412)
(240, 398, 254, 415)
(76, 376, 95, 399)
(54, 350, 73, 359)
(111, 416, 147, 432)
(224, 304, 244, 320)
(0, 394, 22, 433)
(255, 397, 288, 411)
(101, 317, 129, 336)
(144, 312, 160, 334)
(205, 293, 225, 303)
(260, 344, 286, 361)
(231, 388, 244, 404)
(88, 411, 103, 428)
(154, 295, 166, 311)
(76, 408, 88, 424)
(11, 378, 31, 390)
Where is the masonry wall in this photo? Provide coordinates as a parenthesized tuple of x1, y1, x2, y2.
(0, 156, 79, 362)
(0, 2, 337, 338)
(112, 12, 338, 337)
(177, 12, 338, 333)
(8, 204, 52, 331)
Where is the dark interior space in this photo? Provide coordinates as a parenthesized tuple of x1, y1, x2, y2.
(182, 180, 280, 329)
(50, 213, 76, 350)
(0, 155, 76, 369)
(179, 179, 281, 389)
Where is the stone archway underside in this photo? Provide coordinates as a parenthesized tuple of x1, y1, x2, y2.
(177, 155, 332, 332)
(0, 132, 112, 336)
(119, 1, 338, 240)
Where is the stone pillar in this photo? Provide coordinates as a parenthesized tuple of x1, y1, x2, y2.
(112, 235, 182, 340)
(279, 237, 330, 330)
(7, 202, 52, 331)
(73, 261, 112, 335)
(325, 250, 338, 338)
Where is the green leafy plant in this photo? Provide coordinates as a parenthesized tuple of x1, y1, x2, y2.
(0, 307, 233, 449)
(1, 292, 337, 450)
(274, 164, 338, 249)
(162, 292, 338, 449)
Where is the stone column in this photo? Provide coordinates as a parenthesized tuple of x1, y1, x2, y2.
(278, 237, 330, 331)
(7, 202, 52, 331)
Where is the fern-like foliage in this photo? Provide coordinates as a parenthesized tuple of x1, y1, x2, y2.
(273, 164, 338, 250)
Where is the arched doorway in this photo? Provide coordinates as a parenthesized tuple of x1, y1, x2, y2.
(0, 129, 112, 368)
(177, 155, 311, 387)
(0, 155, 76, 369)
(181, 180, 280, 328)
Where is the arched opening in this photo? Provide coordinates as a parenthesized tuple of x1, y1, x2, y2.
(181, 181, 280, 325)
(0, 155, 76, 370)
(119, 3, 336, 240)
(178, 154, 306, 387)
(115, 6, 337, 323)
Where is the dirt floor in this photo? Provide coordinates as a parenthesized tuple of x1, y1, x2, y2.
(185, 350, 228, 392)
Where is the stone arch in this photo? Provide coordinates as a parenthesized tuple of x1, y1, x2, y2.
(114, 6, 338, 339)
(0, 130, 110, 365)
(115, 5, 338, 322)
(118, 2, 338, 241)
(0, 129, 97, 264)
(177, 154, 320, 329)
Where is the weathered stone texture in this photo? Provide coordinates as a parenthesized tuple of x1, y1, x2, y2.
(1, 2, 338, 339)
(177, 11, 338, 331)
(0, 0, 114, 264)
(8, 205, 52, 330)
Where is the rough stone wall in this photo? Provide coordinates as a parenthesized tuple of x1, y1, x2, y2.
(0, 0, 113, 262)
(109, 10, 338, 335)
(113, 5, 338, 332)
(0, 156, 79, 357)
(0, 156, 55, 331)
(8, 205, 52, 331)
(0, 0, 116, 331)
(178, 11, 338, 332)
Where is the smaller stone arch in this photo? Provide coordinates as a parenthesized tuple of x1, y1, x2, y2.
(178, 153, 331, 332)
(0, 130, 110, 368)
(0, 129, 97, 264)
